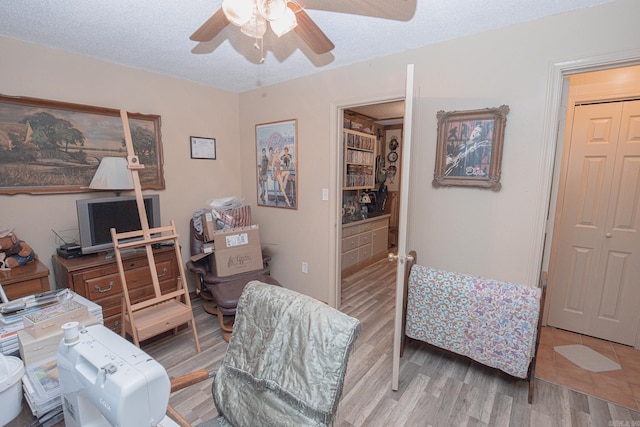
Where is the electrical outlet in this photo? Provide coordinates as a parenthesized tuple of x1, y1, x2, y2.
(302, 262, 308, 274)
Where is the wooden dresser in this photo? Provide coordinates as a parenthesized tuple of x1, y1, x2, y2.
(0, 259, 51, 300)
(51, 247, 179, 334)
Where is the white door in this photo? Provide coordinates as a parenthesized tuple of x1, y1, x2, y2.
(392, 64, 415, 390)
(547, 100, 640, 345)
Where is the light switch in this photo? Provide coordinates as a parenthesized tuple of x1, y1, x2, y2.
(322, 188, 329, 201)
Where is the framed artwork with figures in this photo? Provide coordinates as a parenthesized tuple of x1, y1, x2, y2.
(255, 119, 298, 209)
(432, 105, 509, 191)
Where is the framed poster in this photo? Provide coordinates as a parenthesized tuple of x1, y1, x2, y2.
(255, 119, 297, 209)
(0, 94, 164, 194)
(190, 136, 216, 159)
(432, 105, 509, 191)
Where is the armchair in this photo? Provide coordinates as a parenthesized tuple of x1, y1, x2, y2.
(186, 220, 280, 341)
(168, 281, 361, 427)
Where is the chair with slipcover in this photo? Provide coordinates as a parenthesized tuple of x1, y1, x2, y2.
(167, 280, 361, 427)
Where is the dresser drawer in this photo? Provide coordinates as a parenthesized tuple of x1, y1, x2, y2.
(86, 272, 122, 300)
(358, 231, 371, 246)
(358, 245, 371, 261)
(342, 235, 360, 253)
(342, 249, 359, 269)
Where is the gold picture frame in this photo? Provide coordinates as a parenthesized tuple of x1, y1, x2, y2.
(432, 105, 509, 191)
(256, 119, 298, 209)
(0, 94, 164, 195)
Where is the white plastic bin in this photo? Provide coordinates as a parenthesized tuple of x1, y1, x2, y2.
(0, 353, 25, 425)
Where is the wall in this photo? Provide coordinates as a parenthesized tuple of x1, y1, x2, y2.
(238, 0, 640, 304)
(0, 36, 241, 291)
(1, 0, 639, 306)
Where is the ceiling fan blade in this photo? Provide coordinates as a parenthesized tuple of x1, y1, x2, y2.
(301, 0, 416, 21)
(288, 2, 335, 55)
(190, 8, 230, 42)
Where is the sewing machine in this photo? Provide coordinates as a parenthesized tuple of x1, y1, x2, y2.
(57, 324, 178, 427)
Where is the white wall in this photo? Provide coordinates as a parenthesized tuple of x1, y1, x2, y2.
(0, 37, 241, 290)
(238, 0, 640, 303)
(1, 0, 639, 306)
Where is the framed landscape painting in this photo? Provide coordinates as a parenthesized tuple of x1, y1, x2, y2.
(0, 94, 164, 194)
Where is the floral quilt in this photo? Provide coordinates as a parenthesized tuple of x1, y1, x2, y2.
(405, 265, 541, 379)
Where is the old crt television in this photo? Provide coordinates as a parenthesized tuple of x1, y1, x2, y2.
(76, 195, 161, 255)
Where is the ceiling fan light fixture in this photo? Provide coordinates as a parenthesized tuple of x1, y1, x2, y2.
(270, 7, 297, 37)
(257, 0, 287, 21)
(222, 0, 254, 26)
(240, 9, 267, 38)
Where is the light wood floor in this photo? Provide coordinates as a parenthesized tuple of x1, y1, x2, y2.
(154, 257, 640, 426)
(11, 257, 640, 426)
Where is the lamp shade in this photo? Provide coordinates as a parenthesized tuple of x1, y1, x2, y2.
(240, 10, 267, 38)
(270, 7, 296, 36)
(89, 157, 134, 191)
(257, 0, 286, 21)
(222, 0, 254, 26)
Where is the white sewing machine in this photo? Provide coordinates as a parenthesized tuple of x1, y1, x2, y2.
(57, 324, 179, 427)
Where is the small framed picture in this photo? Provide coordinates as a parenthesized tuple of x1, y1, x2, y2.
(432, 105, 509, 191)
(190, 136, 216, 159)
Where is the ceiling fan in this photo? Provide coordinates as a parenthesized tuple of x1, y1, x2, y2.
(191, 0, 334, 59)
(190, 0, 416, 61)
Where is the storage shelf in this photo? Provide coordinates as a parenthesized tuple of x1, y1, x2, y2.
(344, 129, 377, 190)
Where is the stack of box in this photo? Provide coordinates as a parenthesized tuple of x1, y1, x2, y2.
(0, 293, 102, 357)
(195, 212, 264, 277)
(12, 293, 102, 418)
(22, 356, 62, 418)
(18, 300, 100, 365)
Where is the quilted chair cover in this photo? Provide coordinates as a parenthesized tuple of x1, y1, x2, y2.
(212, 281, 360, 427)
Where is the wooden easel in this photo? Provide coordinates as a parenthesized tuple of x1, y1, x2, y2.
(110, 110, 200, 353)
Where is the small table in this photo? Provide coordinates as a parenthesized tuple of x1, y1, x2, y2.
(0, 259, 51, 300)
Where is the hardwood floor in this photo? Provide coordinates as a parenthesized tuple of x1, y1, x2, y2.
(10, 257, 640, 426)
(153, 257, 640, 426)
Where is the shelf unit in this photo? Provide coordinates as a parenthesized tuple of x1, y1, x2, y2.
(343, 129, 377, 190)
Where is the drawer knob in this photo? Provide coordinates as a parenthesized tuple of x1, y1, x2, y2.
(94, 281, 115, 293)
(158, 267, 169, 278)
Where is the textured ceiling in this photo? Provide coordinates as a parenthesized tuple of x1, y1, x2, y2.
(0, 0, 612, 94)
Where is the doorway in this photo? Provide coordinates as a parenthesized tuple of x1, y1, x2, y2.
(336, 99, 405, 304)
(545, 65, 640, 347)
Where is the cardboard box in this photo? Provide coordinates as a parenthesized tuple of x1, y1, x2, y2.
(22, 300, 89, 339)
(210, 225, 263, 276)
(201, 211, 216, 242)
(201, 206, 253, 242)
(190, 242, 214, 263)
(18, 313, 100, 365)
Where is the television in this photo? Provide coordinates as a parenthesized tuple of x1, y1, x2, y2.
(76, 194, 161, 255)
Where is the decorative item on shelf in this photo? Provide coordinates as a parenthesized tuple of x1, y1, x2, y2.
(389, 136, 399, 151)
(0, 228, 37, 269)
(88, 157, 134, 196)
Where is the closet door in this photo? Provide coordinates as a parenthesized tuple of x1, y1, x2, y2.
(548, 100, 640, 345)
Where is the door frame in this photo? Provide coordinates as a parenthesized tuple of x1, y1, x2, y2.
(536, 50, 640, 347)
(329, 93, 406, 309)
